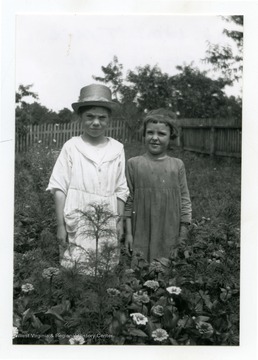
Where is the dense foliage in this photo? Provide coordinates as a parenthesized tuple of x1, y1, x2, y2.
(15, 85, 76, 136)
(13, 143, 241, 345)
(203, 16, 243, 84)
(94, 58, 242, 119)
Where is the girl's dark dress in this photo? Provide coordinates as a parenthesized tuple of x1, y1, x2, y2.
(125, 154, 191, 262)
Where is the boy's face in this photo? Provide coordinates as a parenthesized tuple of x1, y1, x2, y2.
(145, 121, 171, 157)
(80, 106, 110, 139)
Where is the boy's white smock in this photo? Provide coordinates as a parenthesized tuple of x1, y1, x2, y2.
(47, 136, 129, 271)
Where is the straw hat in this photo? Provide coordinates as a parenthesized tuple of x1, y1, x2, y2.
(72, 84, 118, 114)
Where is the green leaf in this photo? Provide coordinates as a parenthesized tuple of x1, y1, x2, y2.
(169, 337, 178, 345)
(39, 324, 52, 334)
(13, 313, 21, 328)
(31, 315, 43, 330)
(195, 301, 203, 313)
(45, 308, 64, 322)
(109, 318, 121, 336)
(146, 319, 156, 334)
(155, 257, 171, 267)
(22, 308, 32, 323)
(129, 328, 148, 337)
(184, 250, 190, 258)
(127, 303, 141, 311)
(196, 315, 210, 322)
(115, 311, 127, 325)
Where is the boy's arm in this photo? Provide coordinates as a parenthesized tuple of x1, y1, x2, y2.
(54, 189, 68, 246)
(116, 197, 125, 241)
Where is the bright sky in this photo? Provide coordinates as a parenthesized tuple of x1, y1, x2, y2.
(16, 14, 242, 112)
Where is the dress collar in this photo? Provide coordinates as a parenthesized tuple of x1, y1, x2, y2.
(72, 136, 123, 164)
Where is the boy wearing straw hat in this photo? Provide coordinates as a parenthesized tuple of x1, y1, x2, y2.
(47, 84, 129, 273)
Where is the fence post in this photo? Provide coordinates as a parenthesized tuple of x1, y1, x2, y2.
(210, 126, 216, 156)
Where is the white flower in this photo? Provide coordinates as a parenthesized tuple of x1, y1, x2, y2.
(125, 268, 135, 275)
(42, 267, 60, 279)
(69, 335, 85, 345)
(130, 313, 148, 325)
(166, 286, 182, 295)
(38, 140, 42, 143)
(196, 321, 214, 337)
(149, 261, 165, 273)
(143, 280, 159, 291)
(151, 305, 164, 317)
(107, 288, 121, 296)
(13, 326, 19, 339)
(132, 292, 150, 304)
(152, 328, 169, 342)
(21, 283, 34, 293)
(53, 139, 57, 143)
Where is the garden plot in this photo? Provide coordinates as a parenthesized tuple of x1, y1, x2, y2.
(13, 143, 240, 345)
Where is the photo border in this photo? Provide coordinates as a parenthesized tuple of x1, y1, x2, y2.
(1, 1, 257, 359)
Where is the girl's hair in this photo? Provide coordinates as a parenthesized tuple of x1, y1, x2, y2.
(77, 105, 112, 117)
(142, 108, 179, 140)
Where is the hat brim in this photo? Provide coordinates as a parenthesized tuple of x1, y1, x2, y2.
(72, 101, 118, 114)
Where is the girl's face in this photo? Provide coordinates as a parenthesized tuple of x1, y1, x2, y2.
(80, 106, 110, 139)
(145, 121, 171, 157)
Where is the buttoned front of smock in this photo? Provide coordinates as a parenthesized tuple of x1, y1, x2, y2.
(47, 135, 129, 271)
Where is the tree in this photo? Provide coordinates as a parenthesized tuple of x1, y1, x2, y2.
(58, 108, 75, 124)
(15, 84, 76, 135)
(93, 57, 242, 123)
(16, 84, 38, 105)
(169, 64, 241, 119)
(125, 65, 171, 111)
(203, 16, 243, 84)
(93, 55, 124, 100)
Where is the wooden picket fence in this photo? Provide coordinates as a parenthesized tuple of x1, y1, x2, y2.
(15, 119, 141, 153)
(15, 118, 242, 157)
(179, 125, 241, 157)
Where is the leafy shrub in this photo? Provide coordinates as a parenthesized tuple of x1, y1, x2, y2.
(13, 143, 240, 345)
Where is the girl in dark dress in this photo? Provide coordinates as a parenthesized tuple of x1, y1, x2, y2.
(124, 109, 192, 262)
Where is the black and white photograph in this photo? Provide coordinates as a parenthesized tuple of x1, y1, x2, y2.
(0, 1, 257, 360)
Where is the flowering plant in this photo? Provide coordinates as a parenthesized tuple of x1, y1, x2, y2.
(21, 283, 34, 293)
(130, 313, 148, 326)
(13, 145, 240, 345)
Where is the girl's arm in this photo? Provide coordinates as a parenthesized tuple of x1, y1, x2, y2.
(178, 160, 192, 225)
(125, 218, 133, 254)
(178, 160, 192, 245)
(115, 149, 129, 241)
(54, 189, 68, 246)
(124, 159, 134, 254)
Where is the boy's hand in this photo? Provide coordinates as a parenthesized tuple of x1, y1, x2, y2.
(57, 224, 68, 247)
(125, 234, 133, 255)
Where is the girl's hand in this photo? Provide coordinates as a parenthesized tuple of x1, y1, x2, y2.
(57, 224, 68, 247)
(169, 246, 179, 259)
(125, 234, 133, 255)
(116, 219, 124, 241)
(179, 223, 189, 242)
